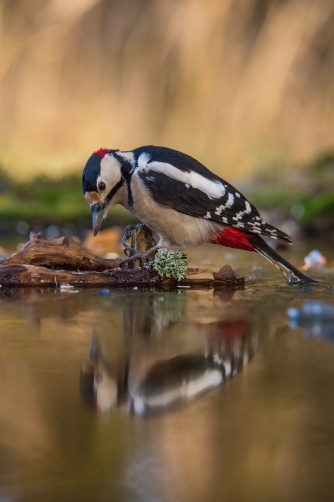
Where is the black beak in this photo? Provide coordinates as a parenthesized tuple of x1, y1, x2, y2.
(91, 204, 104, 236)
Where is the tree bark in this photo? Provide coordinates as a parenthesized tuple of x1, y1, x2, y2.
(0, 232, 120, 271)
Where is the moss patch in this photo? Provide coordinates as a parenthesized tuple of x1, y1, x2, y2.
(152, 250, 189, 281)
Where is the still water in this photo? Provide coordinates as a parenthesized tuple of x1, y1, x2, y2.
(0, 245, 334, 502)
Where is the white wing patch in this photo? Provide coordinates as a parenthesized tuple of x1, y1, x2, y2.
(137, 156, 226, 199)
(137, 152, 152, 171)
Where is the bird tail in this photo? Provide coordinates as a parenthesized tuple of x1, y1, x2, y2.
(252, 236, 317, 283)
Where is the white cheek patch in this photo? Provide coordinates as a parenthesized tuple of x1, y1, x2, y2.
(98, 154, 122, 193)
(137, 156, 226, 199)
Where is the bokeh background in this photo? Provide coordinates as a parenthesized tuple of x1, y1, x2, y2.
(0, 0, 333, 245)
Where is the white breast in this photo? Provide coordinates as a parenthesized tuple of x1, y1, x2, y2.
(127, 176, 216, 247)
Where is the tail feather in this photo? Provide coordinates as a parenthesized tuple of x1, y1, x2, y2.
(252, 237, 318, 283)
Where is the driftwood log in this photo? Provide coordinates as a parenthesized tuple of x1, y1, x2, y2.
(0, 229, 245, 288)
(1, 232, 121, 271)
(0, 264, 158, 286)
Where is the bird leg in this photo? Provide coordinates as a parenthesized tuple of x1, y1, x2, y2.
(120, 223, 160, 267)
(121, 224, 144, 257)
(120, 240, 163, 267)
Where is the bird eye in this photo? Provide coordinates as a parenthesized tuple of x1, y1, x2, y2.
(98, 181, 106, 192)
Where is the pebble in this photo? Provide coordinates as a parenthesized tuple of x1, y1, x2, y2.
(104, 252, 120, 260)
(97, 289, 110, 295)
(304, 249, 326, 269)
(287, 300, 334, 320)
(60, 283, 74, 291)
(288, 300, 334, 340)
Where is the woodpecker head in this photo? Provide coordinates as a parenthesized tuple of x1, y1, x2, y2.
(82, 148, 126, 236)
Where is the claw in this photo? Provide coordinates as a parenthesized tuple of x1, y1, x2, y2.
(121, 225, 136, 248)
(124, 247, 133, 257)
(120, 251, 149, 268)
(120, 224, 161, 268)
(119, 246, 159, 268)
(121, 223, 147, 256)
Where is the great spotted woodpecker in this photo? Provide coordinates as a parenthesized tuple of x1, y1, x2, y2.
(82, 146, 315, 282)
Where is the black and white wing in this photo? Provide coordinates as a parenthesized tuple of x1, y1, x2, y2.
(133, 146, 292, 244)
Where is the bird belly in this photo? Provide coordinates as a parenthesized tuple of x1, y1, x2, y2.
(134, 204, 214, 247)
(128, 178, 215, 247)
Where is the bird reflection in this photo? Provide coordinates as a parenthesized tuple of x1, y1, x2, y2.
(80, 290, 258, 416)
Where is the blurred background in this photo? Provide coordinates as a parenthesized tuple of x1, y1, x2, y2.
(0, 0, 333, 248)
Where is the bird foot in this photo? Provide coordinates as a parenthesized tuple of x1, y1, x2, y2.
(121, 223, 145, 257)
(121, 223, 144, 246)
(120, 248, 156, 268)
(121, 223, 158, 267)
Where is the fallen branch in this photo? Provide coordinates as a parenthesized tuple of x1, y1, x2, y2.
(0, 264, 158, 286)
(0, 232, 120, 271)
(0, 264, 244, 288)
(0, 229, 245, 288)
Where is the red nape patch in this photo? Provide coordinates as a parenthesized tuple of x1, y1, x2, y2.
(211, 227, 255, 252)
(95, 148, 110, 158)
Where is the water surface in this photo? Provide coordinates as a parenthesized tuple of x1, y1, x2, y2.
(0, 245, 334, 502)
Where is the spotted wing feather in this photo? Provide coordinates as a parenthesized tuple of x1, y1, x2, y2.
(138, 169, 292, 244)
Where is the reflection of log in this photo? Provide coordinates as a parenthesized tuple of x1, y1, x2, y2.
(0, 232, 120, 271)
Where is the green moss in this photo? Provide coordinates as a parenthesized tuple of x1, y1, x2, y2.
(301, 193, 334, 220)
(152, 249, 189, 281)
(243, 152, 334, 224)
